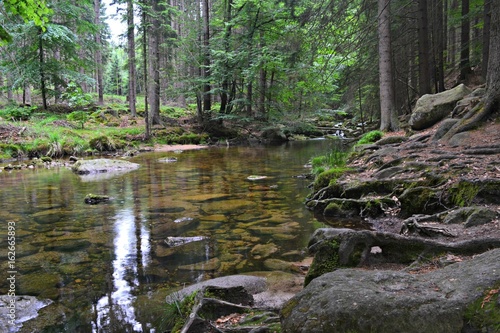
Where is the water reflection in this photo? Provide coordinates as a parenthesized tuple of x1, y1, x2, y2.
(0, 140, 340, 332)
(93, 208, 147, 332)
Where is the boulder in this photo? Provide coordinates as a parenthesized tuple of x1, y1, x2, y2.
(281, 248, 500, 333)
(409, 84, 472, 130)
(165, 275, 267, 303)
(71, 158, 140, 175)
(261, 127, 288, 143)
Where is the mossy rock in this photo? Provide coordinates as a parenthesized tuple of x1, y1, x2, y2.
(312, 168, 348, 192)
(304, 240, 340, 287)
(84, 193, 110, 204)
(448, 181, 480, 207)
(399, 186, 443, 217)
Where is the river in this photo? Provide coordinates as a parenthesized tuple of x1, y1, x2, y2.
(0, 139, 351, 332)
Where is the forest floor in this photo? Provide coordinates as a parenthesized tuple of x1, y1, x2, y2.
(345, 119, 500, 274)
(366, 120, 500, 238)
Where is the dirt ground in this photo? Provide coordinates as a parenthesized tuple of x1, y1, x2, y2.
(359, 120, 500, 244)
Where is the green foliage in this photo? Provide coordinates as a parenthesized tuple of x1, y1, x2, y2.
(311, 149, 348, 175)
(0, 104, 36, 121)
(47, 132, 65, 157)
(313, 167, 348, 191)
(356, 130, 384, 145)
(67, 111, 89, 129)
(163, 291, 198, 333)
(1, 0, 52, 44)
(61, 82, 93, 107)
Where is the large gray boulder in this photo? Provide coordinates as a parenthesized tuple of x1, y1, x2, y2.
(71, 158, 140, 181)
(409, 84, 472, 130)
(280, 248, 500, 333)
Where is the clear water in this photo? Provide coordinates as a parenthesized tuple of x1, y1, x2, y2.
(0, 140, 347, 332)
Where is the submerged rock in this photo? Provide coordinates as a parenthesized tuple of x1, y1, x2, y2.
(0, 296, 52, 332)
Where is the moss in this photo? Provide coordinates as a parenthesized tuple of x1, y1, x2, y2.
(324, 202, 343, 216)
(356, 130, 384, 145)
(464, 285, 500, 331)
(280, 298, 300, 320)
(304, 240, 340, 286)
(449, 181, 480, 207)
(399, 186, 442, 217)
(313, 167, 348, 192)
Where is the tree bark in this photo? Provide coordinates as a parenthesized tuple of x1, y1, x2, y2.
(142, 0, 150, 139)
(417, 0, 432, 95)
(219, 0, 232, 114)
(441, 1, 500, 141)
(459, 0, 471, 81)
(202, 0, 211, 113)
(148, 0, 161, 125)
(39, 28, 47, 110)
(378, 0, 399, 131)
(482, 0, 492, 80)
(94, 0, 104, 105)
(127, 0, 137, 117)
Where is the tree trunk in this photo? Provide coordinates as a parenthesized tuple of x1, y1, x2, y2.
(485, 1, 500, 103)
(39, 28, 47, 110)
(202, 0, 211, 113)
(127, 0, 137, 117)
(417, 0, 432, 95)
(148, 0, 161, 125)
(94, 0, 104, 105)
(378, 0, 399, 131)
(434, 0, 445, 92)
(219, 0, 232, 114)
(142, 0, 150, 140)
(441, 1, 500, 141)
(459, 0, 471, 81)
(482, 0, 492, 80)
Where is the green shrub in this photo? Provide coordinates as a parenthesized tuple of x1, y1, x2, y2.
(67, 111, 89, 129)
(356, 130, 383, 145)
(0, 104, 36, 121)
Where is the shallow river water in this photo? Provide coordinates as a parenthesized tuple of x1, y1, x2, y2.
(0, 139, 354, 332)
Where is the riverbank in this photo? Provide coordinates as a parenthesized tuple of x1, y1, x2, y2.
(279, 118, 500, 332)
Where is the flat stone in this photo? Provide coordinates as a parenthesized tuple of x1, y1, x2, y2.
(71, 158, 140, 175)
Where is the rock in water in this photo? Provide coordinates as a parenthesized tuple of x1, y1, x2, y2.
(71, 158, 140, 174)
(84, 193, 110, 204)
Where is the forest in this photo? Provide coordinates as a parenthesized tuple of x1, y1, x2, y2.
(0, 0, 497, 142)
